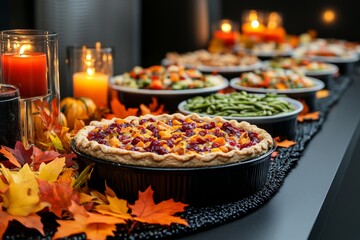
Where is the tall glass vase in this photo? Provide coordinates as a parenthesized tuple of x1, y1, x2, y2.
(0, 29, 60, 148)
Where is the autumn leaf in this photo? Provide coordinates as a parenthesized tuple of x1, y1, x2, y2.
(0, 164, 49, 216)
(54, 201, 125, 240)
(94, 185, 132, 220)
(271, 151, 279, 159)
(274, 137, 297, 148)
(140, 97, 166, 116)
(0, 146, 21, 169)
(129, 186, 188, 226)
(297, 111, 320, 122)
(37, 178, 80, 218)
(37, 98, 62, 135)
(0, 210, 44, 239)
(6, 141, 33, 166)
(108, 97, 138, 119)
(32, 148, 61, 170)
(38, 157, 66, 182)
(316, 90, 330, 99)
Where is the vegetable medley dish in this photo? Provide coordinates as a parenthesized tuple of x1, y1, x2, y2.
(74, 113, 273, 167)
(165, 50, 260, 67)
(112, 65, 224, 90)
(237, 69, 315, 89)
(268, 57, 333, 72)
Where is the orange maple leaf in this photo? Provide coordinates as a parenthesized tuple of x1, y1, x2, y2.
(316, 90, 330, 99)
(108, 97, 138, 119)
(0, 210, 44, 239)
(274, 137, 297, 148)
(37, 98, 62, 135)
(37, 178, 80, 218)
(0, 146, 21, 168)
(129, 186, 188, 226)
(297, 111, 320, 122)
(54, 201, 125, 240)
(139, 97, 166, 116)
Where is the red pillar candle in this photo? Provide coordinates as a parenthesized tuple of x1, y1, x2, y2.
(1, 50, 47, 98)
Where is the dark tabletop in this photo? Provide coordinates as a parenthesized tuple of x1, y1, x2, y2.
(183, 71, 360, 240)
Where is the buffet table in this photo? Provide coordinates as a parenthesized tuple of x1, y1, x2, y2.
(3, 67, 360, 240)
(183, 70, 360, 240)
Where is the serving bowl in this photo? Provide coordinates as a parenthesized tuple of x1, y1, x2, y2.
(230, 76, 324, 112)
(71, 137, 275, 207)
(178, 93, 303, 140)
(264, 58, 339, 90)
(110, 74, 228, 114)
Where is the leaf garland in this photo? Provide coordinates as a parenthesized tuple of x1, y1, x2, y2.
(0, 142, 189, 240)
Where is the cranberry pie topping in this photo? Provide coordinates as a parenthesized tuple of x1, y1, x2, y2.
(74, 113, 273, 167)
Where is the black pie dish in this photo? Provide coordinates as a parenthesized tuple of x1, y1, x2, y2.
(71, 139, 275, 207)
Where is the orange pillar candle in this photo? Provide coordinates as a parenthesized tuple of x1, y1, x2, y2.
(263, 12, 286, 43)
(241, 10, 265, 41)
(1, 46, 47, 98)
(213, 20, 239, 46)
(73, 71, 108, 107)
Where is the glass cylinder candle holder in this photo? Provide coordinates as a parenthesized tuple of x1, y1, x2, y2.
(241, 10, 266, 42)
(0, 84, 21, 148)
(263, 11, 286, 43)
(0, 29, 60, 148)
(212, 19, 240, 48)
(67, 42, 113, 108)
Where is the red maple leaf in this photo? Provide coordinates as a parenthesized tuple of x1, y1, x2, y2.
(129, 186, 188, 226)
(6, 141, 33, 166)
(37, 178, 80, 218)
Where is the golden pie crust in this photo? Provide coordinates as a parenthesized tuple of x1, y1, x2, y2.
(74, 113, 273, 168)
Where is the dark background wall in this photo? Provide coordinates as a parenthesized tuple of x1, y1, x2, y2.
(1, 0, 359, 69)
(220, 0, 356, 40)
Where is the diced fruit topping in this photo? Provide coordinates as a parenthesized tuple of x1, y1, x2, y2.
(87, 116, 260, 156)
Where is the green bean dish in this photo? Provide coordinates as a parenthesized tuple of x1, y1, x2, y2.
(182, 91, 295, 117)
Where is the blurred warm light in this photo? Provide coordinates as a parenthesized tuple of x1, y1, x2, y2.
(322, 9, 336, 23)
(251, 20, 260, 28)
(220, 20, 232, 32)
(267, 12, 282, 29)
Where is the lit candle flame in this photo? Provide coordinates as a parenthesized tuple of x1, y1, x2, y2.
(251, 20, 260, 28)
(221, 22, 232, 32)
(19, 45, 31, 56)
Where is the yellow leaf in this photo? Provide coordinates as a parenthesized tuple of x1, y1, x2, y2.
(1, 164, 48, 216)
(79, 192, 96, 204)
(95, 196, 132, 220)
(38, 157, 66, 182)
(49, 134, 65, 152)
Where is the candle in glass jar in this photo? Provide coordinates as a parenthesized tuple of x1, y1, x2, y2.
(242, 10, 265, 40)
(263, 12, 286, 43)
(1, 46, 47, 98)
(213, 20, 239, 46)
(0, 84, 21, 148)
(73, 71, 108, 107)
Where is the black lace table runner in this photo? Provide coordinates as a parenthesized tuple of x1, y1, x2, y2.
(3, 74, 353, 240)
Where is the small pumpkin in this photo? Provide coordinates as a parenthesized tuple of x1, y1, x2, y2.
(60, 97, 97, 128)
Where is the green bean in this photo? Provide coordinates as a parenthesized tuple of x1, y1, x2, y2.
(183, 91, 295, 117)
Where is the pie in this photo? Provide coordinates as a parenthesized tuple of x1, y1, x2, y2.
(74, 113, 273, 168)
